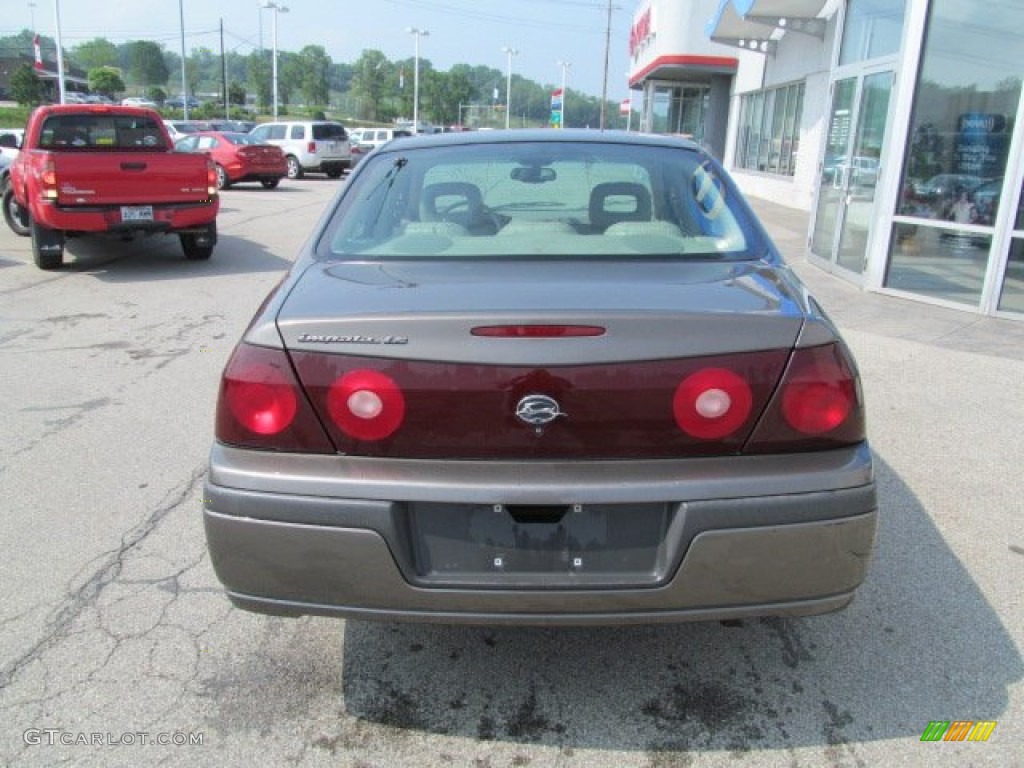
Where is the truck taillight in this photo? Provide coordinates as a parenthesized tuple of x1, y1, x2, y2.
(40, 158, 58, 200)
(307, 141, 316, 154)
(206, 160, 219, 195)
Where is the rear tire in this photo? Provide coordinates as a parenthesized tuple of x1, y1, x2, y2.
(180, 220, 216, 261)
(3, 180, 30, 237)
(215, 164, 230, 190)
(260, 177, 280, 189)
(325, 168, 343, 179)
(31, 220, 64, 270)
(285, 156, 303, 179)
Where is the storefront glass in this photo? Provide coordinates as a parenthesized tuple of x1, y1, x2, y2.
(651, 87, 672, 134)
(839, 0, 906, 65)
(996, 180, 1024, 312)
(734, 82, 803, 176)
(650, 84, 710, 140)
(886, 0, 1024, 307)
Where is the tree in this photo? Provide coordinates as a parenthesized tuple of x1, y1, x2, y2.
(88, 66, 125, 98)
(328, 62, 353, 96)
(228, 82, 247, 107)
(290, 45, 331, 107)
(123, 40, 169, 87)
(431, 67, 477, 126)
(72, 38, 119, 70)
(350, 49, 391, 121)
(247, 50, 271, 111)
(10, 64, 43, 107)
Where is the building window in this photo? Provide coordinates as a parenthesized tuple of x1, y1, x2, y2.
(839, 0, 907, 66)
(735, 82, 803, 177)
(886, 0, 1024, 308)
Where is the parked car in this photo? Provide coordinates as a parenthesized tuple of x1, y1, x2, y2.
(204, 129, 877, 625)
(0, 127, 23, 160)
(174, 130, 288, 189)
(9, 104, 219, 268)
(121, 97, 159, 108)
(247, 120, 351, 179)
(912, 173, 985, 203)
(349, 126, 412, 166)
(165, 95, 200, 109)
(822, 155, 878, 188)
(163, 120, 204, 142)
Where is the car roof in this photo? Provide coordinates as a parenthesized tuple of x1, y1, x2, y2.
(258, 119, 343, 126)
(370, 128, 704, 154)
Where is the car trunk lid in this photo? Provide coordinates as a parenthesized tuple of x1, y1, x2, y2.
(274, 260, 808, 459)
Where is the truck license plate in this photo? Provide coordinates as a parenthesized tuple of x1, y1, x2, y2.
(121, 206, 153, 222)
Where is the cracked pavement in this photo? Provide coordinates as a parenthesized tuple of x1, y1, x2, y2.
(0, 181, 1021, 768)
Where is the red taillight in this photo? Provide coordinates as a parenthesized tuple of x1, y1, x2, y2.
(307, 141, 317, 153)
(326, 369, 405, 441)
(673, 367, 753, 439)
(206, 159, 219, 195)
(782, 379, 852, 434)
(216, 344, 334, 452)
(228, 375, 296, 434)
(471, 325, 606, 338)
(40, 157, 58, 199)
(746, 342, 865, 452)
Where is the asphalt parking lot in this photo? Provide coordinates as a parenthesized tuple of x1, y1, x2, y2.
(0, 177, 1021, 767)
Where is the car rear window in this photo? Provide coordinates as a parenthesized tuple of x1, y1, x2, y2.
(313, 123, 347, 141)
(39, 115, 168, 150)
(320, 141, 763, 261)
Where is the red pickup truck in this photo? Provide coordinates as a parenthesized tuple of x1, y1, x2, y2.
(6, 104, 219, 269)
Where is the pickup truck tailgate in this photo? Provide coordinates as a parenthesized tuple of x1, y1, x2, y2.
(53, 153, 211, 206)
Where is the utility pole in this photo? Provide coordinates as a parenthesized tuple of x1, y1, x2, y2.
(600, 0, 612, 130)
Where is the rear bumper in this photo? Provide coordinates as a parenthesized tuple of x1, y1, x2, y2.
(204, 443, 878, 625)
(307, 158, 350, 173)
(32, 199, 218, 233)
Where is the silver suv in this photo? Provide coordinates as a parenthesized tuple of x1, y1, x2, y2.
(248, 120, 351, 179)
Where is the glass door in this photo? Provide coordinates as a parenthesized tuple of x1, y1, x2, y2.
(811, 70, 894, 275)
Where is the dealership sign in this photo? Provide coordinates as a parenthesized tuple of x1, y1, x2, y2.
(629, 7, 653, 57)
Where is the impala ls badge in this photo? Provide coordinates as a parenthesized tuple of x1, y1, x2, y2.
(516, 394, 565, 429)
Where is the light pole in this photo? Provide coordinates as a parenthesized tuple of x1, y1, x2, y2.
(408, 27, 428, 132)
(502, 46, 517, 130)
(262, 1, 289, 119)
(53, 0, 66, 104)
(557, 59, 570, 129)
(178, 0, 188, 120)
(28, 2, 36, 31)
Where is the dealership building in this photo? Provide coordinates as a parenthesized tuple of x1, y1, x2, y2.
(628, 0, 1024, 319)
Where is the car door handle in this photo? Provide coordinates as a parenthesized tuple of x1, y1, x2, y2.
(120, 162, 147, 171)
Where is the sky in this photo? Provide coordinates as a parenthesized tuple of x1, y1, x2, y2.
(10, 0, 639, 100)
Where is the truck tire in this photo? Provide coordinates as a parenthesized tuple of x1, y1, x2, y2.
(31, 220, 65, 270)
(260, 178, 280, 189)
(286, 156, 303, 179)
(3, 180, 30, 237)
(180, 220, 216, 261)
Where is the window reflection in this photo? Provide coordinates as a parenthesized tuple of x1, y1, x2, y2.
(888, 0, 1024, 308)
(886, 224, 989, 306)
(896, 0, 1023, 226)
(998, 239, 1024, 313)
